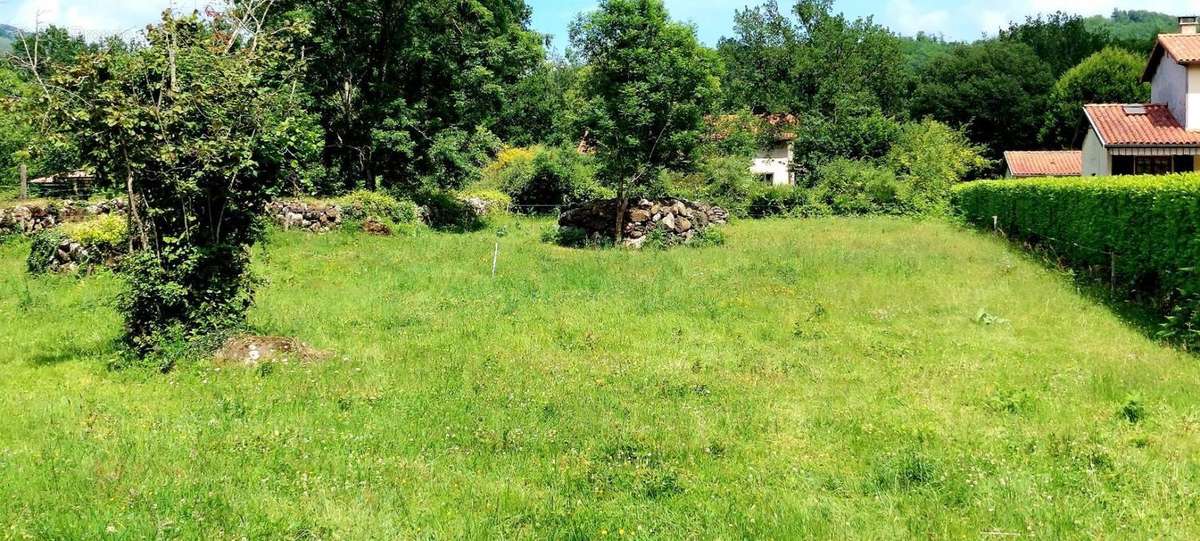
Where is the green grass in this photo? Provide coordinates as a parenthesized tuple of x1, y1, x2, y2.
(2, 216, 1200, 538)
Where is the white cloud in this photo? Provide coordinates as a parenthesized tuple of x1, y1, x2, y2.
(9, 0, 178, 40)
(887, 0, 951, 36)
(911, 0, 1200, 41)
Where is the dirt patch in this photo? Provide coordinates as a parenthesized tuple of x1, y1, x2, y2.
(214, 335, 330, 366)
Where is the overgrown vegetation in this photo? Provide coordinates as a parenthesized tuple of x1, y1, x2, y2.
(953, 175, 1200, 347)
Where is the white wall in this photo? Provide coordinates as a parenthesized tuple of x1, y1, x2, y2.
(749, 141, 793, 186)
(1188, 66, 1200, 131)
(1082, 129, 1110, 176)
(1152, 52, 1189, 127)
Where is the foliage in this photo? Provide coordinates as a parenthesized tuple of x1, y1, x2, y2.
(570, 0, 721, 211)
(421, 126, 503, 191)
(336, 190, 419, 224)
(268, 0, 544, 193)
(884, 120, 989, 214)
(496, 59, 585, 147)
(791, 96, 901, 179)
(59, 213, 128, 249)
(418, 189, 510, 232)
(662, 154, 761, 217)
(912, 40, 1055, 170)
(485, 145, 610, 212)
(39, 11, 321, 355)
(1084, 10, 1177, 54)
(1041, 48, 1150, 148)
(717, 0, 909, 115)
(952, 174, 1200, 347)
(808, 158, 905, 215)
(25, 230, 65, 274)
(748, 185, 827, 218)
(1000, 12, 1108, 77)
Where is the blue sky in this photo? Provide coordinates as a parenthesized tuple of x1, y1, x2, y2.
(2, 0, 1197, 44)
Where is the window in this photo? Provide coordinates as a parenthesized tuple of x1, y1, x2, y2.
(1112, 155, 1189, 175)
(759, 173, 775, 185)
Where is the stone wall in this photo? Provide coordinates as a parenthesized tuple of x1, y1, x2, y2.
(559, 198, 728, 248)
(267, 200, 344, 233)
(0, 199, 126, 236)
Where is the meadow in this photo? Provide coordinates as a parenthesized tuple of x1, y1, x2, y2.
(1, 216, 1199, 539)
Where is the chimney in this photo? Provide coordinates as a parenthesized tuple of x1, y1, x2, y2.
(1180, 16, 1199, 34)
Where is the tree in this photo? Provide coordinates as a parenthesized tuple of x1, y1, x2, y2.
(911, 40, 1055, 169)
(269, 0, 545, 193)
(1000, 12, 1108, 77)
(40, 9, 322, 356)
(570, 0, 720, 238)
(1042, 48, 1150, 148)
(717, 0, 909, 115)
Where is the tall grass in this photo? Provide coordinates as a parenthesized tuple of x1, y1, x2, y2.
(1, 217, 1199, 538)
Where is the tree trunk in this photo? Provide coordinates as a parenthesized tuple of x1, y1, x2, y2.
(18, 164, 27, 200)
(613, 186, 629, 242)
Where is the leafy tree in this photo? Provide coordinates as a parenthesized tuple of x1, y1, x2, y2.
(718, 0, 908, 115)
(270, 0, 545, 193)
(570, 0, 720, 238)
(884, 119, 989, 212)
(1042, 47, 1150, 148)
(911, 40, 1055, 169)
(791, 94, 901, 179)
(1000, 12, 1108, 77)
(40, 10, 321, 356)
(497, 58, 585, 147)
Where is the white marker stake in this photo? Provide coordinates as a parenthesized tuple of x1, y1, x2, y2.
(492, 241, 499, 277)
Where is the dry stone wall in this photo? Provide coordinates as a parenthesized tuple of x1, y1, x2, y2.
(559, 198, 728, 248)
(0, 199, 126, 236)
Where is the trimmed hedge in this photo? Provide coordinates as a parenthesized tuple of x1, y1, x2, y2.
(952, 174, 1200, 342)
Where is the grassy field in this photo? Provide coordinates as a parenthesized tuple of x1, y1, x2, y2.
(2, 216, 1199, 539)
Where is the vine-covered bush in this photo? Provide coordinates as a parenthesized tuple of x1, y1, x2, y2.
(27, 214, 129, 274)
(59, 213, 128, 249)
(952, 174, 1200, 345)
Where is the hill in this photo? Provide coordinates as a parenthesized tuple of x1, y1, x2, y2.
(1084, 10, 1177, 53)
(0, 24, 23, 54)
(2, 216, 1199, 537)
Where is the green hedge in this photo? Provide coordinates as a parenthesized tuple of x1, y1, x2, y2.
(952, 174, 1200, 342)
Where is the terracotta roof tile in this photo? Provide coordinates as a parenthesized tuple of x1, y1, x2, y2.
(1004, 151, 1082, 177)
(1158, 34, 1200, 63)
(1084, 104, 1200, 147)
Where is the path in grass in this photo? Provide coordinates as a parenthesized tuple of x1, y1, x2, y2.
(1, 216, 1198, 538)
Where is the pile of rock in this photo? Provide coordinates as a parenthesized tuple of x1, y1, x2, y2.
(41, 237, 98, 273)
(268, 200, 344, 233)
(0, 199, 126, 236)
(559, 198, 728, 247)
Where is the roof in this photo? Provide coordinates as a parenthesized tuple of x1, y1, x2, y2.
(707, 113, 799, 143)
(1143, 34, 1200, 82)
(1083, 104, 1200, 147)
(1004, 151, 1082, 178)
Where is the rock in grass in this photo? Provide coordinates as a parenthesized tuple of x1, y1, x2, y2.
(214, 335, 330, 367)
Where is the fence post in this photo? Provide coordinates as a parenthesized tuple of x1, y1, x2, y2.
(19, 164, 28, 200)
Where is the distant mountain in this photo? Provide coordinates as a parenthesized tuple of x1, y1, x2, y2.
(1084, 10, 1177, 54)
(0, 24, 23, 54)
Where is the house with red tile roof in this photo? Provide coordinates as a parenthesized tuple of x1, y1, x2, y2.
(1079, 17, 1200, 176)
(1004, 151, 1082, 178)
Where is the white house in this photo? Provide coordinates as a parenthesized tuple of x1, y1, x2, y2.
(750, 134, 796, 186)
(1080, 17, 1200, 176)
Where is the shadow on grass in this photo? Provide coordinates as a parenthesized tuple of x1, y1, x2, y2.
(968, 224, 1190, 354)
(27, 338, 119, 366)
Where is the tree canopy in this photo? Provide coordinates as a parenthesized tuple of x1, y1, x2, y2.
(1042, 47, 1150, 148)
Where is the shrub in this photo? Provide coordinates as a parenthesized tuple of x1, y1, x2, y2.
(809, 158, 907, 215)
(664, 155, 762, 217)
(885, 120, 989, 213)
(423, 126, 503, 191)
(952, 174, 1200, 346)
(485, 145, 610, 212)
(418, 189, 509, 232)
(59, 213, 128, 249)
(337, 190, 419, 224)
(748, 186, 828, 218)
(26, 230, 66, 274)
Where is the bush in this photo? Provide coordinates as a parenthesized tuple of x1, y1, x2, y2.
(424, 126, 503, 191)
(809, 159, 907, 215)
(663, 155, 762, 217)
(26, 230, 66, 274)
(885, 120, 989, 213)
(337, 190, 419, 223)
(748, 186, 828, 218)
(418, 189, 509, 232)
(59, 213, 128, 249)
(485, 145, 610, 212)
(952, 175, 1200, 346)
